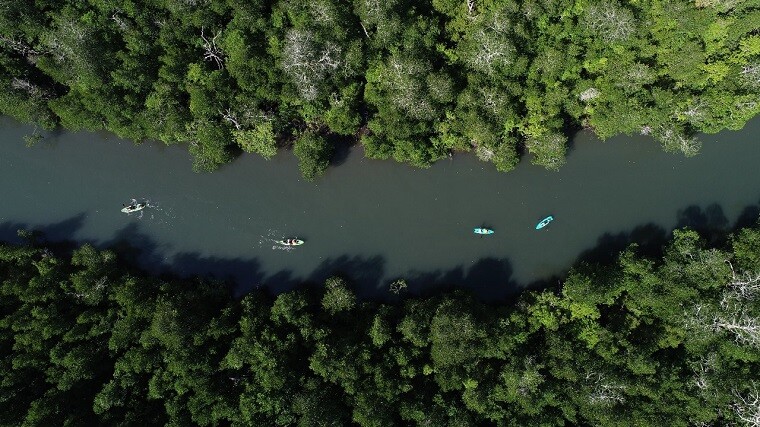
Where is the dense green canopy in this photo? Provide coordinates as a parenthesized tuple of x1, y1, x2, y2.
(2, 0, 759, 178)
(1, 223, 759, 425)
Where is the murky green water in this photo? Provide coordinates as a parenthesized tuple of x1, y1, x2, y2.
(1, 117, 759, 299)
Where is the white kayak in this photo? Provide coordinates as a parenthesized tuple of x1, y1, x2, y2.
(121, 203, 146, 213)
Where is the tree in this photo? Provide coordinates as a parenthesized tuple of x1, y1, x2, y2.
(293, 131, 333, 181)
(186, 120, 235, 172)
(233, 122, 277, 159)
(458, 10, 516, 77)
(4, 222, 760, 425)
(582, 1, 636, 43)
(280, 28, 342, 101)
(321, 277, 356, 314)
(324, 84, 362, 136)
(732, 384, 760, 427)
(524, 133, 567, 170)
(653, 123, 701, 157)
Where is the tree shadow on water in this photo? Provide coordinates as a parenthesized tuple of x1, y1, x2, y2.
(170, 252, 268, 296)
(0, 214, 88, 252)
(403, 257, 518, 302)
(676, 203, 729, 246)
(104, 223, 273, 297)
(734, 201, 760, 230)
(577, 202, 759, 271)
(577, 204, 730, 268)
(105, 222, 160, 268)
(327, 135, 353, 168)
(577, 223, 669, 265)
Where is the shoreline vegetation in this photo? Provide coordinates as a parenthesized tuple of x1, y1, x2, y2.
(2, 0, 760, 179)
(1, 223, 759, 425)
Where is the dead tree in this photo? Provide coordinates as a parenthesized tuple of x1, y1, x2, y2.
(685, 267, 760, 349)
(0, 36, 42, 57)
(679, 99, 707, 126)
(220, 108, 242, 130)
(383, 54, 435, 120)
(111, 9, 128, 31)
(579, 87, 601, 102)
(583, 1, 635, 42)
(309, 1, 336, 25)
(45, 19, 88, 63)
(655, 124, 701, 157)
(517, 356, 544, 396)
(11, 78, 44, 98)
(201, 27, 224, 69)
(464, 11, 515, 76)
(721, 266, 760, 309)
(732, 384, 760, 427)
(742, 63, 760, 87)
(585, 372, 626, 405)
(281, 29, 342, 101)
(360, 0, 388, 25)
(475, 145, 495, 161)
(691, 354, 714, 392)
(712, 314, 760, 348)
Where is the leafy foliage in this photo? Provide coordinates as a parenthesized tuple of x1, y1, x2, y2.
(2, 223, 760, 425)
(293, 130, 333, 181)
(2, 0, 757, 178)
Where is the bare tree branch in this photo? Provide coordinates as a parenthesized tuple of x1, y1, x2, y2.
(655, 124, 701, 157)
(732, 384, 760, 427)
(712, 314, 760, 347)
(110, 9, 128, 31)
(741, 63, 760, 87)
(690, 353, 716, 392)
(580, 88, 600, 102)
(201, 27, 224, 69)
(584, 1, 636, 42)
(220, 108, 241, 130)
(0, 36, 41, 56)
(281, 29, 343, 101)
(359, 22, 370, 38)
(585, 372, 626, 405)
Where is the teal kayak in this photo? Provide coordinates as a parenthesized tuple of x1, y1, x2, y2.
(474, 228, 494, 235)
(535, 216, 554, 230)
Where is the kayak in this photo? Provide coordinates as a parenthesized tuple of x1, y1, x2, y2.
(474, 228, 494, 235)
(280, 238, 304, 246)
(121, 203, 146, 213)
(535, 216, 554, 230)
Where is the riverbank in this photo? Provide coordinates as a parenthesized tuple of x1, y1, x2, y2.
(2, 0, 758, 176)
(2, 222, 758, 425)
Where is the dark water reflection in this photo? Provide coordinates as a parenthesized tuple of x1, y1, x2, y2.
(1, 116, 760, 300)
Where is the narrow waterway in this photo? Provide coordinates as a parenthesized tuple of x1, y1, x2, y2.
(1, 117, 759, 299)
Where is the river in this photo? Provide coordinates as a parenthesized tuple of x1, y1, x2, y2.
(1, 117, 759, 299)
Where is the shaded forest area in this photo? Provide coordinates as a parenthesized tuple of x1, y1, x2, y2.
(1, 224, 759, 425)
(2, 0, 760, 178)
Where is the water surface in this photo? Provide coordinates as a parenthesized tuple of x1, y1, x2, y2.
(1, 117, 759, 299)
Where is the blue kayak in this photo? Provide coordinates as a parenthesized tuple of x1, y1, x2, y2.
(535, 216, 554, 230)
(474, 228, 494, 235)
